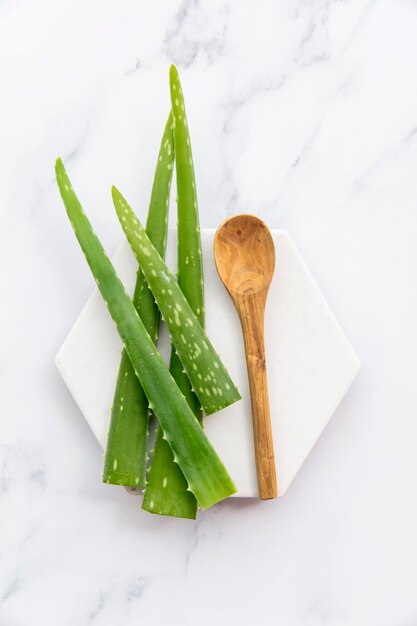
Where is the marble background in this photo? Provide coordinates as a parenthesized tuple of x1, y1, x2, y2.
(1, 0, 417, 624)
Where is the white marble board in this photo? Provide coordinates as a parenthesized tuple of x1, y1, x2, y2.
(56, 228, 360, 498)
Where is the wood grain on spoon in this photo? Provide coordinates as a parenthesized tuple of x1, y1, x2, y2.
(214, 214, 278, 500)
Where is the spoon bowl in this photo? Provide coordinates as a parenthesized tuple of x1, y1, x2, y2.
(214, 214, 278, 500)
(214, 214, 275, 301)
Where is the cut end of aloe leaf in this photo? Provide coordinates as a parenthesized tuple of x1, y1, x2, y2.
(103, 472, 145, 488)
(142, 493, 197, 520)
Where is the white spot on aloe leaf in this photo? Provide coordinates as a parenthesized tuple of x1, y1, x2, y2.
(113, 459, 118, 471)
(163, 477, 168, 488)
(139, 245, 151, 256)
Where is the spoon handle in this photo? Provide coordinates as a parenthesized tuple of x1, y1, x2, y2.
(238, 292, 278, 500)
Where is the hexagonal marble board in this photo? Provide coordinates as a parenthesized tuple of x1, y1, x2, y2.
(56, 229, 360, 498)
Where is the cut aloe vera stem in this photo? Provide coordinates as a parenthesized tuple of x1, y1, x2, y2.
(103, 113, 174, 488)
(143, 66, 203, 518)
(55, 158, 237, 509)
(112, 187, 241, 415)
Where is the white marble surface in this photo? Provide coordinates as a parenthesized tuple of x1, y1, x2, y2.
(1, 0, 417, 624)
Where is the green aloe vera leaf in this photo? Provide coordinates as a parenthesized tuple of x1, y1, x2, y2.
(170, 64, 204, 325)
(55, 158, 237, 510)
(143, 66, 203, 518)
(112, 187, 241, 415)
(143, 351, 200, 518)
(103, 113, 174, 488)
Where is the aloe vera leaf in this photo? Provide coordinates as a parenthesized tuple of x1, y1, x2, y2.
(143, 66, 203, 518)
(142, 352, 200, 518)
(102, 113, 174, 487)
(170, 64, 204, 325)
(112, 187, 241, 415)
(55, 158, 237, 509)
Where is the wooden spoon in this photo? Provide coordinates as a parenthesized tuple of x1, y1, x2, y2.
(214, 214, 278, 500)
